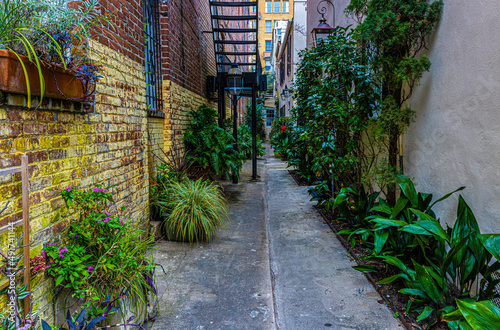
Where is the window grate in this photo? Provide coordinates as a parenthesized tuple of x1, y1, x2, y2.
(144, 0, 164, 118)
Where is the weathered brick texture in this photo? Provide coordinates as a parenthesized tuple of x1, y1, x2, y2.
(0, 39, 149, 323)
(0, 0, 221, 324)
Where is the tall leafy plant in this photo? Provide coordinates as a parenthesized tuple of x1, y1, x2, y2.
(346, 0, 443, 205)
(291, 26, 379, 200)
(376, 197, 500, 326)
(184, 105, 243, 179)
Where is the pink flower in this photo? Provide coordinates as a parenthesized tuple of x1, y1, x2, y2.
(66, 187, 71, 192)
(50, 261, 53, 264)
(59, 254, 65, 258)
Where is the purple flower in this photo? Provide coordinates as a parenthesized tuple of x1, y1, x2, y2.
(104, 211, 111, 216)
(50, 261, 53, 264)
(42, 250, 46, 257)
(66, 187, 71, 192)
(59, 254, 65, 258)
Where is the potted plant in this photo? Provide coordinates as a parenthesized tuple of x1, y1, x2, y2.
(0, 0, 107, 107)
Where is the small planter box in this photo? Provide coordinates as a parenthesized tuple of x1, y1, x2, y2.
(0, 49, 85, 101)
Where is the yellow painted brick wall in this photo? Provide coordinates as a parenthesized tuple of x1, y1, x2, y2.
(0, 39, 149, 324)
(162, 80, 217, 157)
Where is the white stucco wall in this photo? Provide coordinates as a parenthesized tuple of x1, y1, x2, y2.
(293, 0, 307, 75)
(404, 0, 500, 233)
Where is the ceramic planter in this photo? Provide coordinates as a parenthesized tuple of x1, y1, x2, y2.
(0, 49, 86, 100)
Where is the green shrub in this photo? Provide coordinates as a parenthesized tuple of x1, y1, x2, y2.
(238, 124, 266, 160)
(184, 105, 243, 179)
(161, 178, 228, 244)
(244, 102, 266, 141)
(338, 176, 500, 325)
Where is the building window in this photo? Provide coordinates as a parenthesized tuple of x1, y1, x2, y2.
(287, 35, 292, 76)
(144, 0, 163, 117)
(274, 1, 281, 13)
(265, 60, 271, 72)
(265, 20, 272, 33)
(280, 61, 285, 84)
(283, 1, 289, 13)
(266, 108, 275, 127)
(265, 1, 272, 13)
(265, 40, 272, 52)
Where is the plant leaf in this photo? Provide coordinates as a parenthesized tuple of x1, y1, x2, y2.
(352, 265, 376, 273)
(417, 305, 434, 322)
(456, 299, 500, 330)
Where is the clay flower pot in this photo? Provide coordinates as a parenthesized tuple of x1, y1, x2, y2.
(0, 49, 86, 101)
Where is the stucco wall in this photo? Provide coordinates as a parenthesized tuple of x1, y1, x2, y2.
(404, 0, 500, 233)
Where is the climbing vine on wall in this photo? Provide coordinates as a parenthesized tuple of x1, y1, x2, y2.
(346, 0, 443, 205)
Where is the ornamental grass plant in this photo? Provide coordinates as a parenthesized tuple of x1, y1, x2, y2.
(160, 178, 228, 244)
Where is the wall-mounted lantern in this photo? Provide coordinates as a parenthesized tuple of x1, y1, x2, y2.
(312, 0, 336, 45)
(227, 63, 243, 96)
(281, 85, 290, 101)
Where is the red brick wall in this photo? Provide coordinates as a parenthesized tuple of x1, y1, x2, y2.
(90, 0, 146, 65)
(160, 0, 217, 97)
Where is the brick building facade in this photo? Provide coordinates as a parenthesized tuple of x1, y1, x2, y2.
(0, 0, 221, 324)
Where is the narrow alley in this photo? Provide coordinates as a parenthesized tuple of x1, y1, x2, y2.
(153, 148, 401, 329)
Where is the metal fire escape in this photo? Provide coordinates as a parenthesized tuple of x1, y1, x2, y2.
(208, 1, 267, 181)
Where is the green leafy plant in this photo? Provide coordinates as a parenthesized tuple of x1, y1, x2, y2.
(285, 26, 380, 203)
(43, 185, 161, 321)
(184, 105, 243, 179)
(237, 124, 266, 160)
(160, 178, 228, 244)
(443, 299, 500, 330)
(40, 288, 147, 330)
(376, 196, 500, 326)
(244, 101, 266, 141)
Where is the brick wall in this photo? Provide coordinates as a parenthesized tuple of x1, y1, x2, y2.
(91, 0, 146, 65)
(0, 0, 220, 325)
(0, 38, 150, 323)
(160, 0, 217, 97)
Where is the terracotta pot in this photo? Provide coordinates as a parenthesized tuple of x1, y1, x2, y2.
(0, 49, 86, 100)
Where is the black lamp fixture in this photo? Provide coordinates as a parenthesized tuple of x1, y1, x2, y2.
(312, 0, 336, 45)
(281, 85, 290, 101)
(227, 63, 244, 96)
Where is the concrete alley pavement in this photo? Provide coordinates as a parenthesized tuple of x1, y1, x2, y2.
(153, 149, 402, 330)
